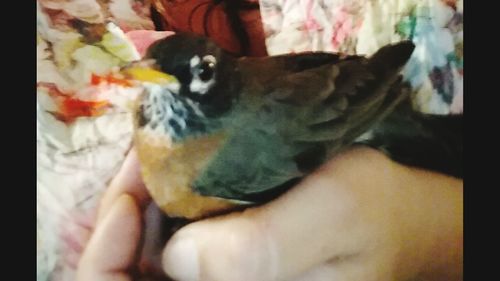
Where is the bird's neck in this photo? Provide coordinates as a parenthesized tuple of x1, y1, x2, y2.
(140, 84, 214, 142)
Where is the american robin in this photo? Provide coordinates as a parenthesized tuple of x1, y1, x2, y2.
(124, 33, 460, 219)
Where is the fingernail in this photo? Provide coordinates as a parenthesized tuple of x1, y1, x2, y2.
(163, 236, 200, 281)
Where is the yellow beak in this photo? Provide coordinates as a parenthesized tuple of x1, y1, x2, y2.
(122, 67, 178, 85)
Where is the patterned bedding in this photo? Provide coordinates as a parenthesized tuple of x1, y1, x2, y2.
(260, 0, 463, 114)
(37, 1, 158, 280)
(36, 0, 463, 280)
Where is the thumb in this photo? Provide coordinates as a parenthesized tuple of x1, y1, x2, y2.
(163, 215, 275, 281)
(77, 194, 142, 281)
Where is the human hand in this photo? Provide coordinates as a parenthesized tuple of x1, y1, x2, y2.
(76, 147, 463, 281)
(161, 147, 463, 281)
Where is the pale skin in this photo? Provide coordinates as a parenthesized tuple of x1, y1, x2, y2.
(75, 147, 463, 281)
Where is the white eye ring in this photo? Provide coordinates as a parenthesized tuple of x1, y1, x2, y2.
(202, 55, 216, 65)
(188, 55, 217, 95)
(189, 55, 217, 68)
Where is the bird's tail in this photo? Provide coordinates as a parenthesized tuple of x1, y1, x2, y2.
(358, 109, 463, 178)
(334, 41, 416, 145)
(351, 41, 462, 178)
(367, 40, 415, 79)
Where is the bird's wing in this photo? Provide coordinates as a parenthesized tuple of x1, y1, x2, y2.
(193, 42, 415, 203)
(258, 41, 415, 175)
(262, 41, 416, 145)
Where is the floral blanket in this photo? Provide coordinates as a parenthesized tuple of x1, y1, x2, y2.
(36, 1, 165, 280)
(36, 0, 463, 280)
(260, 0, 463, 114)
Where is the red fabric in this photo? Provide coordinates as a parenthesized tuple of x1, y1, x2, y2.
(152, 0, 267, 57)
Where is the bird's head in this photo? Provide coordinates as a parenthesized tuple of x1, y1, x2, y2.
(144, 33, 240, 113)
(124, 33, 241, 141)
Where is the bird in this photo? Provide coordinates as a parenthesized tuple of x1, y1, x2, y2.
(124, 33, 461, 219)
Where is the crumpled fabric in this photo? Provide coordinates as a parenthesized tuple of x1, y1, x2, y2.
(259, 0, 463, 114)
(36, 1, 168, 280)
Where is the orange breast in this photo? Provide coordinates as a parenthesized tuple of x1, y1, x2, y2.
(135, 127, 236, 219)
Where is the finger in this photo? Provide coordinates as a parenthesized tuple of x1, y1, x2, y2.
(64, 247, 84, 269)
(60, 221, 92, 255)
(69, 208, 98, 230)
(97, 147, 151, 225)
(77, 194, 143, 281)
(162, 148, 398, 281)
(60, 222, 92, 269)
(138, 202, 170, 277)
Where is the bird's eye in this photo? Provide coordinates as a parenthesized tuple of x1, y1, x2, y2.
(198, 55, 216, 82)
(199, 61, 215, 82)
